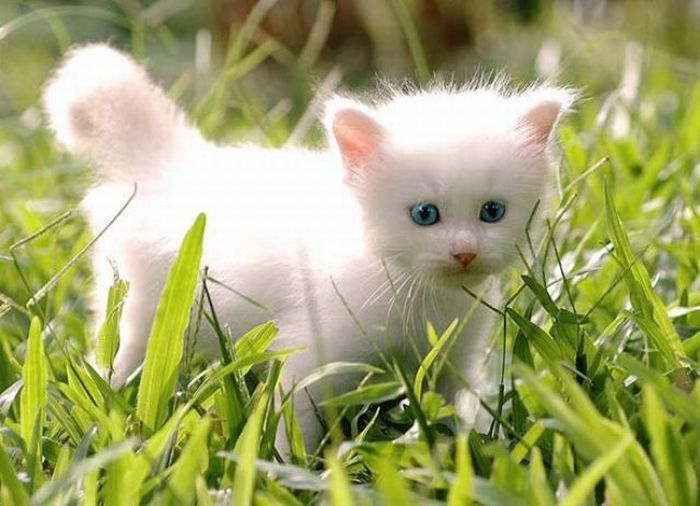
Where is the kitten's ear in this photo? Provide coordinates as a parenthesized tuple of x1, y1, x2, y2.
(326, 98, 386, 174)
(517, 87, 576, 150)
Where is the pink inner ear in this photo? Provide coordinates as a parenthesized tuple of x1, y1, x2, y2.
(332, 109, 384, 171)
(520, 100, 562, 146)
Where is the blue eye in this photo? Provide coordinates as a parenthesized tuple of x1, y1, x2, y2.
(410, 203, 440, 226)
(479, 200, 506, 223)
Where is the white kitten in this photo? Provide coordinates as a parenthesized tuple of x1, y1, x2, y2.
(43, 44, 572, 450)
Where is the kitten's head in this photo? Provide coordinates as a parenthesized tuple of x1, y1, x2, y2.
(326, 82, 575, 284)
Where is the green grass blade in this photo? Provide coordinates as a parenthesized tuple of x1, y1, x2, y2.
(327, 452, 354, 506)
(604, 183, 684, 367)
(136, 214, 206, 432)
(281, 393, 308, 466)
(490, 451, 528, 497)
(679, 81, 700, 155)
(81, 468, 98, 506)
(319, 381, 404, 407)
(472, 477, 526, 506)
(189, 348, 303, 407)
(96, 273, 128, 375)
(447, 434, 473, 506)
(290, 362, 384, 396)
(163, 418, 212, 505)
(19, 317, 47, 489)
(414, 319, 458, 400)
(510, 420, 545, 464)
(394, 358, 435, 448)
(234, 321, 279, 360)
(31, 439, 138, 506)
(0, 439, 29, 506)
(102, 446, 138, 505)
(375, 456, 410, 505)
(528, 448, 556, 506)
(642, 386, 698, 506)
(20, 317, 47, 447)
(560, 433, 633, 506)
(515, 362, 667, 505)
(507, 309, 562, 365)
(121, 406, 191, 499)
(522, 274, 560, 317)
(619, 355, 700, 431)
(232, 389, 270, 506)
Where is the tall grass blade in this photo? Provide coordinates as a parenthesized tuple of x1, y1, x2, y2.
(375, 456, 410, 504)
(327, 452, 354, 506)
(232, 389, 270, 506)
(507, 309, 563, 365)
(319, 381, 404, 407)
(642, 386, 698, 506)
(560, 433, 633, 506)
(447, 434, 473, 506)
(163, 418, 212, 505)
(604, 183, 684, 368)
(19, 317, 47, 489)
(96, 273, 128, 376)
(0, 439, 29, 506)
(32, 439, 138, 506)
(515, 362, 666, 505)
(20, 317, 47, 448)
(528, 448, 556, 506)
(136, 214, 206, 432)
(414, 319, 458, 400)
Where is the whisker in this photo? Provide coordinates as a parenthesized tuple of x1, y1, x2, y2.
(361, 277, 394, 311)
(420, 272, 429, 330)
(357, 254, 405, 312)
(401, 272, 422, 335)
(386, 267, 418, 327)
(362, 268, 410, 310)
(394, 267, 419, 296)
(429, 273, 442, 323)
(411, 273, 428, 341)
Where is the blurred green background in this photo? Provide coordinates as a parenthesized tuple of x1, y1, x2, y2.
(2, 0, 700, 134)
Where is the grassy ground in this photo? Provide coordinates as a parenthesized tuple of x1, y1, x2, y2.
(1, 1, 699, 504)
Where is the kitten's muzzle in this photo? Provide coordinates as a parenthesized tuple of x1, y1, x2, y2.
(453, 252, 477, 269)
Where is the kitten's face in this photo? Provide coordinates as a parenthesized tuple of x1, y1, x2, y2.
(328, 86, 572, 284)
(357, 135, 546, 282)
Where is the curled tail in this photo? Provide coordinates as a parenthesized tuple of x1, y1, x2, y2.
(43, 44, 186, 182)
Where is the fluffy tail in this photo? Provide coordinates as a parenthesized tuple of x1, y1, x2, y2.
(43, 44, 186, 182)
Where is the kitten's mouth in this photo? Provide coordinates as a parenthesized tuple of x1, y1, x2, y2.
(438, 264, 480, 280)
(435, 266, 489, 291)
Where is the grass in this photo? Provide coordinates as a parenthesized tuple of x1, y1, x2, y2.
(1, 1, 699, 504)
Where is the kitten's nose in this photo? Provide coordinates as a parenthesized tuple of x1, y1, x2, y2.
(453, 252, 477, 269)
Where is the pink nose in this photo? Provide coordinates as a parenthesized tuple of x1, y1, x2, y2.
(453, 252, 477, 269)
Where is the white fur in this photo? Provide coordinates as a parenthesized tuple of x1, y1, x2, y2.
(43, 44, 573, 452)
